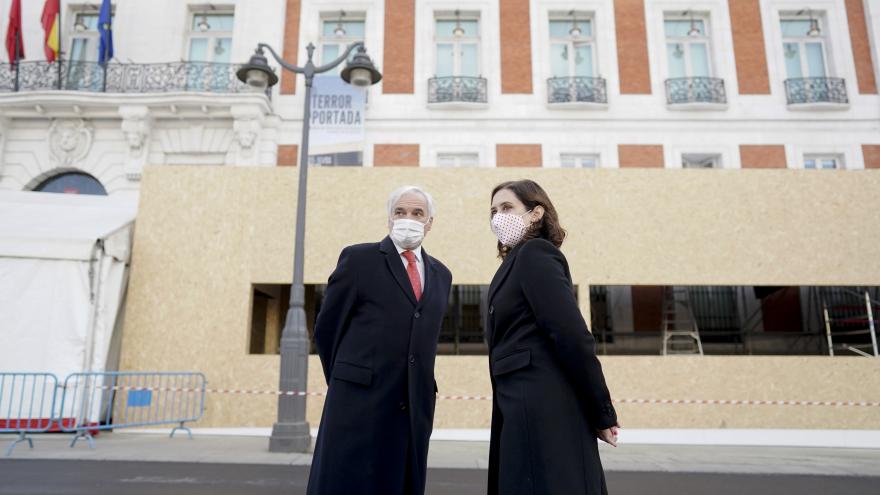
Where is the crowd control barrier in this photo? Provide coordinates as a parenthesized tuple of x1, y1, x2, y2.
(0, 373, 60, 455)
(59, 371, 206, 448)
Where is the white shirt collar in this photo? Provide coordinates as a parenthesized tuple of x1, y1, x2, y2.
(394, 242, 423, 262)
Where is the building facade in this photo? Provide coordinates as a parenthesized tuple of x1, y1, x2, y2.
(1, 1, 878, 183)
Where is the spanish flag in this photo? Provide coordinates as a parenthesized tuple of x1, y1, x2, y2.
(41, 0, 60, 62)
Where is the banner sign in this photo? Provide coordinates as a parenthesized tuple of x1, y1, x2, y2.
(308, 75, 366, 166)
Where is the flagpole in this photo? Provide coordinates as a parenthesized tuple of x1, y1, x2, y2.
(57, 2, 63, 90)
(99, 0, 110, 92)
(101, 43, 109, 92)
(13, 32, 20, 92)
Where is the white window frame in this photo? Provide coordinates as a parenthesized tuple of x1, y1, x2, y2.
(803, 154, 843, 169)
(433, 11, 481, 77)
(318, 11, 366, 74)
(548, 11, 596, 78)
(663, 11, 714, 79)
(185, 9, 235, 63)
(682, 153, 722, 168)
(68, 9, 104, 63)
(779, 13, 830, 79)
(560, 153, 600, 168)
(436, 152, 480, 168)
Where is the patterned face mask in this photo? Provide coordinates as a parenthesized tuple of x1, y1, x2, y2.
(490, 210, 532, 247)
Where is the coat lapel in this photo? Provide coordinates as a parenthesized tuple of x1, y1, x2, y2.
(487, 244, 522, 305)
(419, 248, 440, 308)
(380, 236, 418, 307)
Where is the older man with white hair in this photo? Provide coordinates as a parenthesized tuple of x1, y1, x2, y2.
(307, 186, 453, 495)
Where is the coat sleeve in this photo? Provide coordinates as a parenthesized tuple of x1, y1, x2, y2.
(313, 246, 358, 384)
(517, 239, 618, 430)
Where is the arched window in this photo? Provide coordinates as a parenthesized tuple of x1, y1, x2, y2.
(34, 172, 107, 196)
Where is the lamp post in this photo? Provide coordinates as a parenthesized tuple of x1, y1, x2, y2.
(237, 42, 381, 453)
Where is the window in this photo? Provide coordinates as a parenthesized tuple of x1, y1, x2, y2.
(665, 13, 712, 79)
(435, 11, 480, 77)
(560, 153, 599, 168)
(549, 12, 595, 78)
(319, 11, 365, 75)
(67, 10, 111, 90)
(69, 12, 104, 63)
(187, 10, 234, 64)
(682, 153, 721, 168)
(249, 284, 323, 355)
(780, 12, 846, 104)
(594, 285, 880, 355)
(439, 285, 488, 355)
(803, 154, 842, 169)
(186, 10, 234, 91)
(437, 152, 479, 167)
(34, 172, 107, 195)
(781, 15, 827, 80)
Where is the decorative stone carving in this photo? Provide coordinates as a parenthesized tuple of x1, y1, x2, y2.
(230, 104, 265, 166)
(234, 118, 259, 154)
(48, 119, 93, 167)
(119, 106, 152, 181)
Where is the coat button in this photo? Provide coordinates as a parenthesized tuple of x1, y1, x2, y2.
(399, 402, 407, 411)
(409, 355, 416, 365)
(414, 311, 421, 318)
(488, 305, 494, 315)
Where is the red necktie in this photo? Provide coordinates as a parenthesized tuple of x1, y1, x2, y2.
(401, 250, 422, 301)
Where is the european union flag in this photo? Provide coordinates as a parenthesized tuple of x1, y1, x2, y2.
(97, 0, 113, 64)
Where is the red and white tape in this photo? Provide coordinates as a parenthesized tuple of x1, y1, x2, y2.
(93, 386, 880, 407)
(612, 398, 880, 407)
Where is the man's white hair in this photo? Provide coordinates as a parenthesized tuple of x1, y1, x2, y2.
(386, 185, 435, 219)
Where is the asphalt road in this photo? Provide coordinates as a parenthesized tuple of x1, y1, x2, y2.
(0, 460, 878, 495)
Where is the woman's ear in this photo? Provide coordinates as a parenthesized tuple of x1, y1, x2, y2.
(531, 205, 545, 223)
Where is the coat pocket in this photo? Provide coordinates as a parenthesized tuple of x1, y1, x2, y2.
(491, 349, 531, 376)
(332, 361, 373, 386)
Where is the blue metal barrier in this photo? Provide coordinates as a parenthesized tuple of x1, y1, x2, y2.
(58, 371, 206, 448)
(0, 373, 60, 456)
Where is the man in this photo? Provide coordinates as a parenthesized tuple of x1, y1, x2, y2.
(307, 186, 453, 495)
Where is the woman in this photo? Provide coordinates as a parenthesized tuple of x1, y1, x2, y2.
(485, 179, 619, 495)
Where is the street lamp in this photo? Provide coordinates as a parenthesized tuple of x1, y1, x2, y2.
(237, 41, 381, 453)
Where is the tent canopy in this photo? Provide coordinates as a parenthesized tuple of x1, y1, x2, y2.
(1, 190, 137, 383)
(0, 191, 137, 261)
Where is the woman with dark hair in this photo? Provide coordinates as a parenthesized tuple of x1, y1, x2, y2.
(485, 179, 619, 495)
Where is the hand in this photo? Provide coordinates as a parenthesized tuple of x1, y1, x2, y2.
(597, 425, 619, 447)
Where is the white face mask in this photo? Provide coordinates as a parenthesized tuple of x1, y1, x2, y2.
(390, 218, 426, 249)
(491, 210, 532, 247)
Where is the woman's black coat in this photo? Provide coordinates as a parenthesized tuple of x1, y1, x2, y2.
(485, 238, 617, 495)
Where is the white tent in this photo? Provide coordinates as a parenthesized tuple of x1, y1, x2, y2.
(0, 191, 137, 383)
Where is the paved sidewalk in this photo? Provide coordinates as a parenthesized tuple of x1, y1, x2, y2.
(2, 432, 880, 477)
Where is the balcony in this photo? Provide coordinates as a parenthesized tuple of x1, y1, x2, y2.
(427, 76, 487, 105)
(547, 76, 607, 105)
(0, 61, 263, 96)
(665, 77, 727, 107)
(784, 77, 848, 106)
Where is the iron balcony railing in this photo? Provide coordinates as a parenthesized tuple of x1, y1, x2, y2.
(428, 76, 487, 104)
(665, 77, 727, 105)
(547, 76, 607, 104)
(784, 77, 848, 105)
(0, 61, 266, 96)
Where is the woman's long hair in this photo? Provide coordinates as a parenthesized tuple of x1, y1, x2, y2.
(491, 180, 566, 258)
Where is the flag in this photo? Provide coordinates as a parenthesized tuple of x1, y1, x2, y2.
(98, 0, 114, 65)
(5, 0, 24, 64)
(41, 0, 60, 62)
